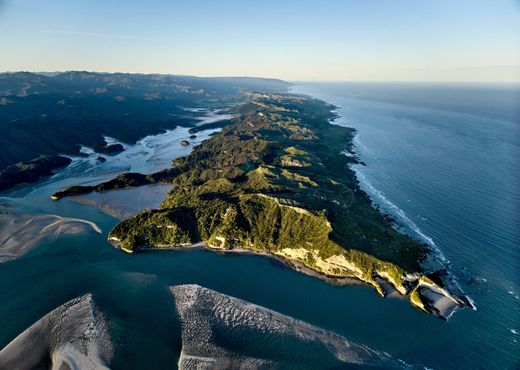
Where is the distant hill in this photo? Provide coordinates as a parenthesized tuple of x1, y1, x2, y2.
(0, 71, 290, 171)
(0, 71, 290, 99)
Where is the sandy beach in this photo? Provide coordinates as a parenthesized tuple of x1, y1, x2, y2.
(0, 294, 112, 369)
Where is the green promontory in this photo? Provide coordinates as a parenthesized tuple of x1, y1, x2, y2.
(51, 169, 180, 200)
(57, 92, 468, 317)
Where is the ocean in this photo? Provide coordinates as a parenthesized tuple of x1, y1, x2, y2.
(0, 83, 518, 369)
(292, 82, 520, 369)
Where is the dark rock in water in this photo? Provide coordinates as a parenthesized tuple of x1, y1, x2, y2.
(0, 155, 72, 192)
(188, 128, 198, 135)
(189, 135, 197, 139)
(180, 140, 190, 147)
(97, 156, 106, 162)
(0, 294, 112, 369)
(172, 285, 395, 369)
(94, 143, 124, 155)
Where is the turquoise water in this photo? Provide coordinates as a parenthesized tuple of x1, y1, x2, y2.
(1, 84, 519, 369)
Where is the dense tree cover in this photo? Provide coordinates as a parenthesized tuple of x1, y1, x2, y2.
(51, 169, 180, 200)
(0, 71, 289, 169)
(107, 92, 426, 273)
(0, 156, 71, 192)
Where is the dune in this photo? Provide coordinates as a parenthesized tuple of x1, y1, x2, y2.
(171, 284, 398, 369)
(419, 287, 460, 319)
(0, 294, 112, 370)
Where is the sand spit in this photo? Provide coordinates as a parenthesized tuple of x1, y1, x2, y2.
(0, 294, 112, 370)
(0, 204, 101, 262)
(71, 183, 172, 220)
(171, 284, 399, 369)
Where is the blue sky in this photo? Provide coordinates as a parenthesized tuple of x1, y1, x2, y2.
(0, 0, 519, 81)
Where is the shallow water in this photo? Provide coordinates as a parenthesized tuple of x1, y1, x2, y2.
(0, 92, 519, 369)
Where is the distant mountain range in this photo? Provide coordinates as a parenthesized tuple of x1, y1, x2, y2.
(0, 71, 290, 100)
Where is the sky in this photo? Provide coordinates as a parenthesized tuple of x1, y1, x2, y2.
(0, 0, 519, 82)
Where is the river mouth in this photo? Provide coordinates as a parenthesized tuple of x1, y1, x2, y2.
(0, 110, 419, 369)
(1, 85, 519, 370)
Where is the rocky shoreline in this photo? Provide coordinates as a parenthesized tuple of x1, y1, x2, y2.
(63, 91, 472, 320)
(108, 236, 467, 320)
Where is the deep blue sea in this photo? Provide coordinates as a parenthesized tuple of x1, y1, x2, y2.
(0, 84, 518, 369)
(293, 82, 520, 369)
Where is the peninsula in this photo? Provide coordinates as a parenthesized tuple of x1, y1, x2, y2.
(53, 92, 470, 318)
(0, 156, 71, 192)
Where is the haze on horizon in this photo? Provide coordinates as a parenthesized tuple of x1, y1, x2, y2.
(0, 0, 519, 82)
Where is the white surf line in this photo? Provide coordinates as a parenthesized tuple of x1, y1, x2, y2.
(354, 170, 442, 257)
(338, 116, 476, 309)
(352, 156, 477, 311)
(102, 135, 128, 149)
(330, 100, 450, 265)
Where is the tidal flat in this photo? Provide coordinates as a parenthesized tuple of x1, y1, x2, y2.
(0, 201, 100, 263)
(1, 79, 518, 369)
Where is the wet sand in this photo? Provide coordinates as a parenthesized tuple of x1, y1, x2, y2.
(70, 183, 173, 220)
(0, 294, 112, 370)
(172, 284, 395, 369)
(0, 203, 101, 263)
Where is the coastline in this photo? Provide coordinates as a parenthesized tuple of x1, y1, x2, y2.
(107, 237, 464, 319)
(75, 91, 470, 320)
(108, 237, 364, 287)
(3, 70, 519, 370)
(323, 94, 475, 313)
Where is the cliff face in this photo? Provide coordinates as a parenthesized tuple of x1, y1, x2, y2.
(103, 92, 466, 318)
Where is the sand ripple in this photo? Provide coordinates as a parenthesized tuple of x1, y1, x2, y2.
(172, 284, 399, 369)
(0, 294, 112, 370)
(0, 204, 101, 262)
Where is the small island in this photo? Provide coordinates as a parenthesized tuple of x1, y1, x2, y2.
(93, 143, 124, 155)
(54, 92, 470, 318)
